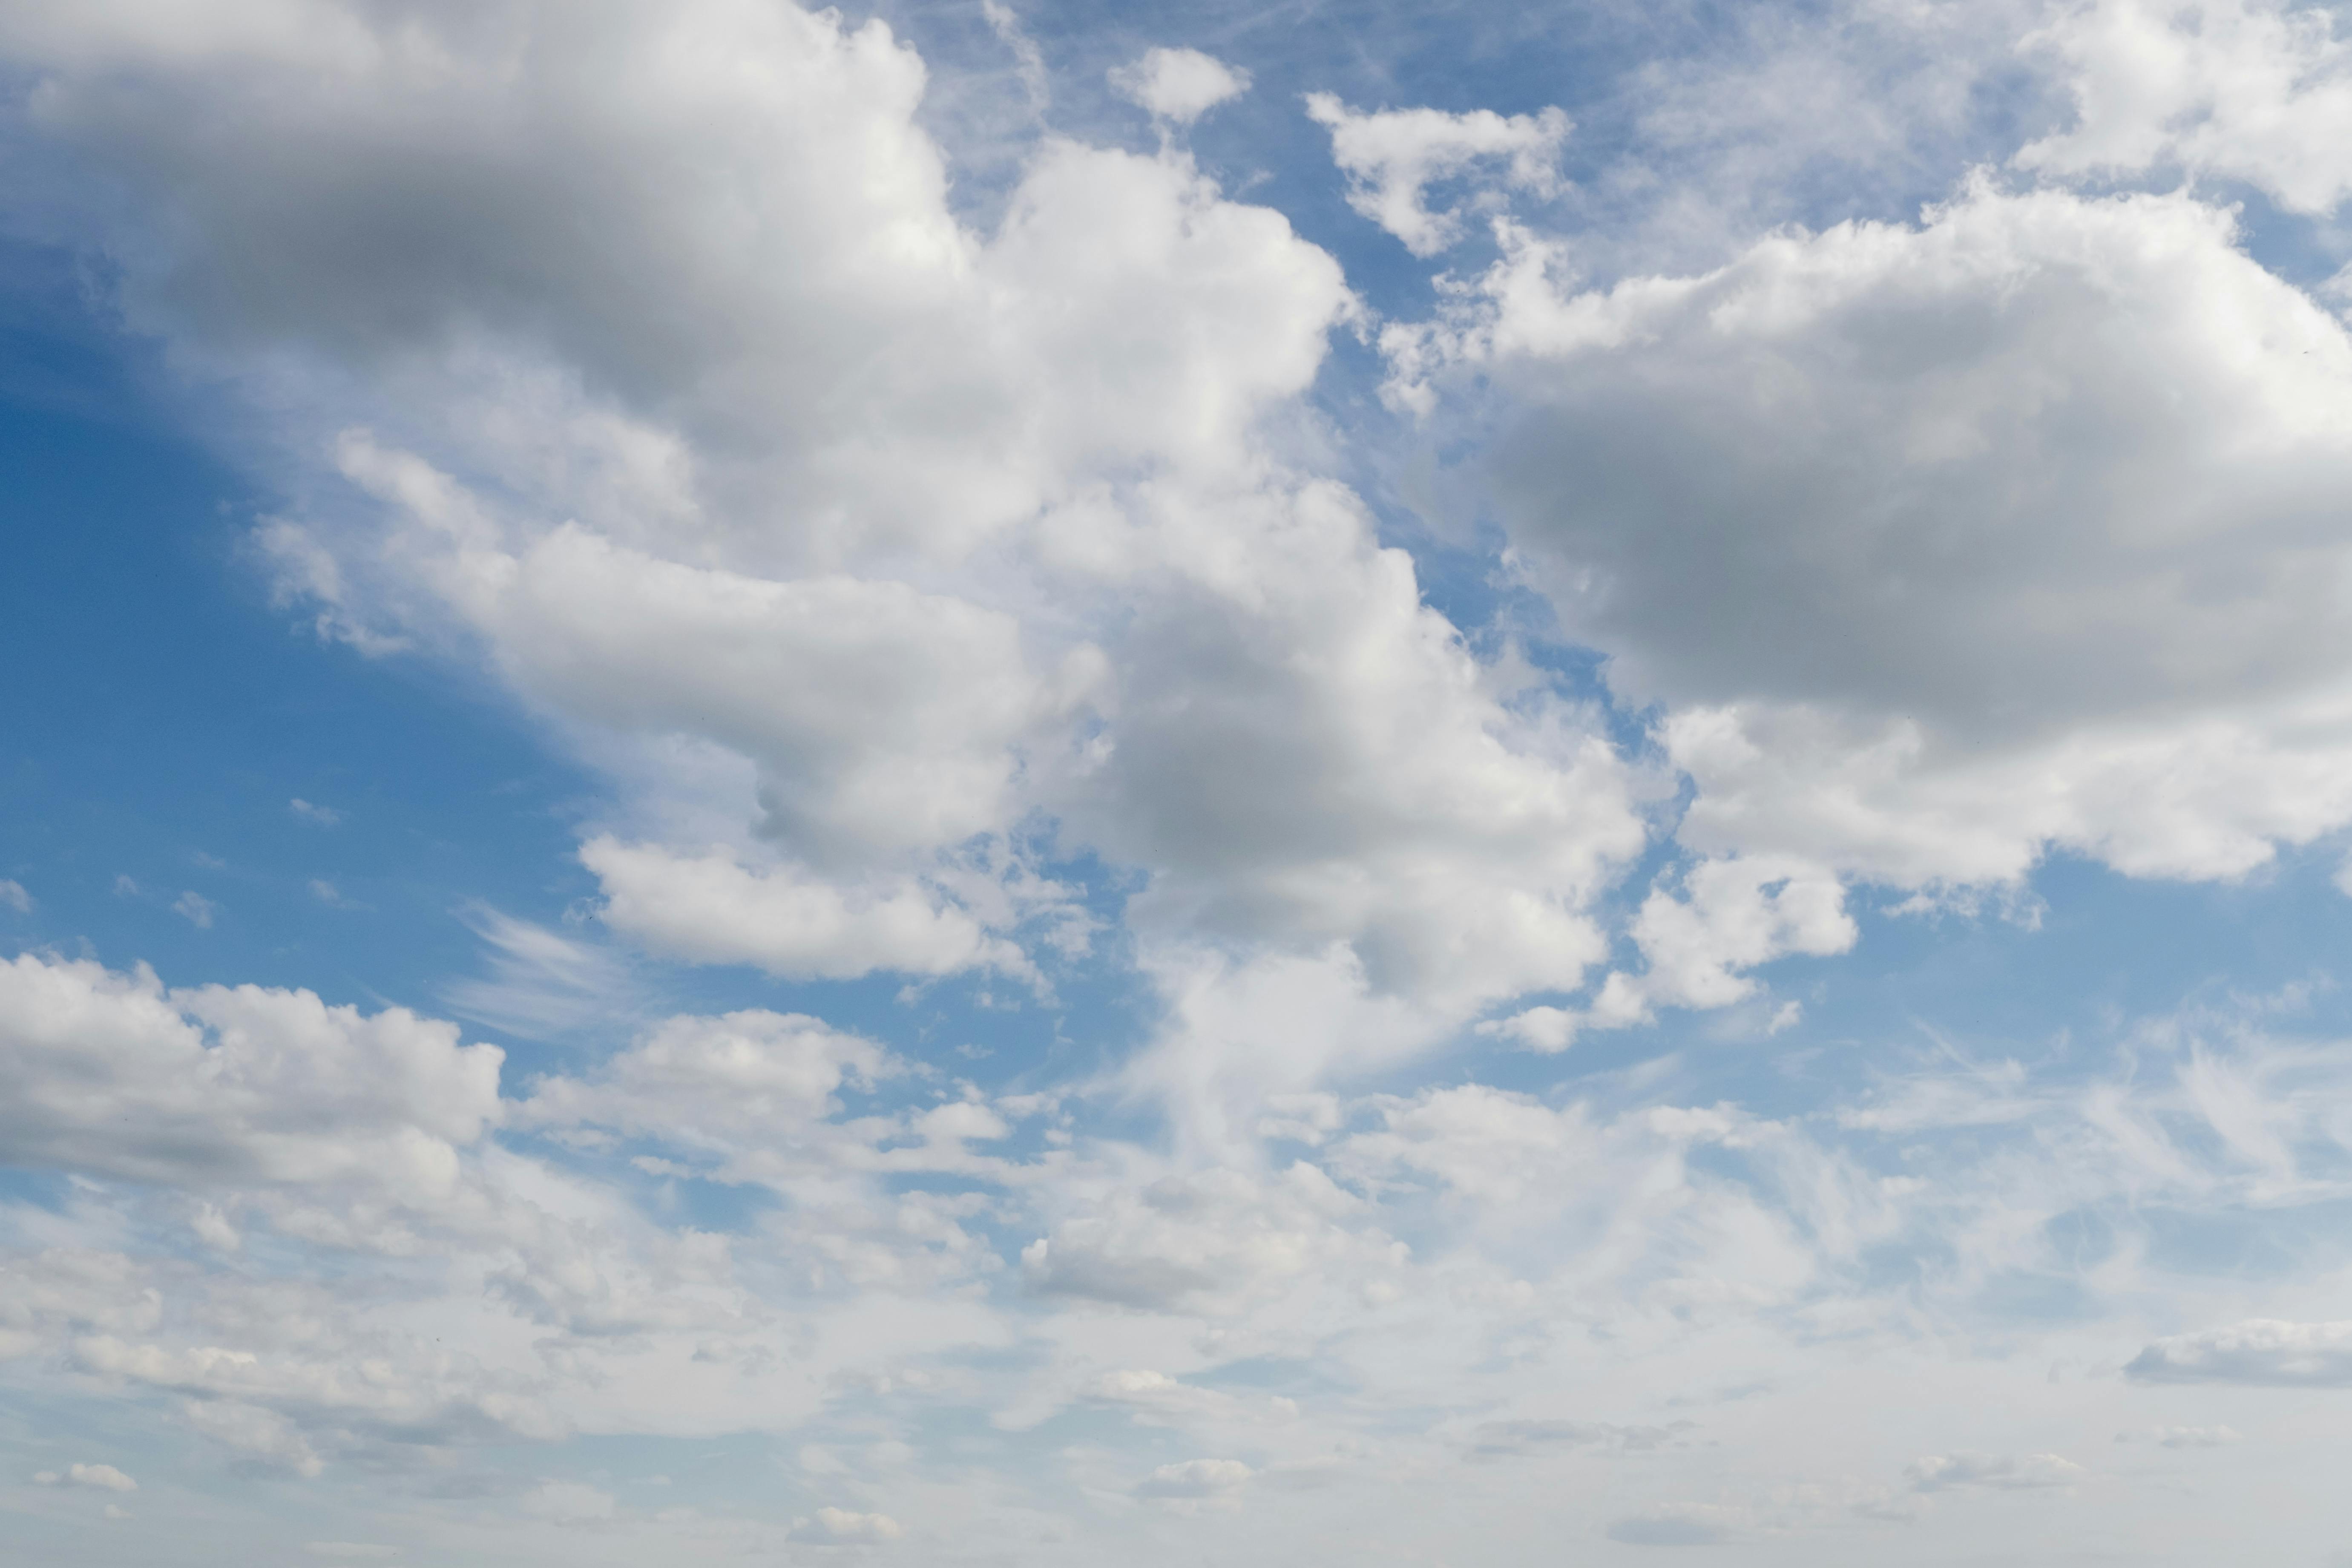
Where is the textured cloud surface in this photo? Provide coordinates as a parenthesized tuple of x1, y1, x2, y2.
(8, 0, 2352, 1562)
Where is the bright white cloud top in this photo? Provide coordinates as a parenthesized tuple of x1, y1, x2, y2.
(4, 0, 2352, 1562)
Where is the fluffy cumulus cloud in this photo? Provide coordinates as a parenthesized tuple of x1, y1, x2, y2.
(35, 1462, 138, 1492)
(2019, 0, 2352, 213)
(0, 953, 500, 1195)
(580, 837, 1030, 982)
(1386, 161, 2352, 995)
(0, 0, 1655, 1072)
(13, 0, 2352, 1562)
(1109, 46, 1249, 124)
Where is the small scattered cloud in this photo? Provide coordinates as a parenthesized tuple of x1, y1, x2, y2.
(309, 879, 367, 911)
(1474, 1004, 1578, 1052)
(789, 1507, 904, 1544)
(1083, 1369, 1298, 1426)
(1137, 1457, 1253, 1499)
(113, 875, 140, 897)
(303, 1546, 399, 1561)
(290, 798, 344, 826)
(34, 1462, 138, 1493)
(1109, 47, 1249, 124)
(2129, 1321, 2352, 1387)
(1907, 1452, 2082, 1492)
(1306, 95, 1569, 254)
(0, 879, 29, 913)
(190, 1202, 242, 1252)
(172, 891, 218, 929)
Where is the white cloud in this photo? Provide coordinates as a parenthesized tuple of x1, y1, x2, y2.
(1081, 1369, 1298, 1427)
(172, 891, 217, 929)
(5, 0, 1411, 1004)
(1124, 949, 1534, 1151)
(0, 0, 1653, 1065)
(1432, 182, 2352, 759)
(2020, 0, 2352, 213)
(511, 1007, 1024, 1295)
(0, 1249, 168, 1362)
(0, 879, 30, 913)
(1070, 486, 1640, 995)
(1907, 1451, 2084, 1491)
(182, 1399, 325, 1477)
(1110, 47, 1249, 124)
(0, 952, 501, 1195)
(1136, 1457, 1252, 1498)
(582, 839, 1027, 982)
(19, 5, 2352, 1558)
(982, 0, 1048, 117)
(0, 945, 2340, 1554)
(510, 1007, 887, 1163)
(307, 879, 365, 910)
(34, 1462, 138, 1492)
(190, 1201, 242, 1252)
(1474, 1004, 1579, 1053)
(1022, 1158, 1399, 1313)
(1387, 176, 2352, 1002)
(1334, 1083, 1607, 1208)
(1582, 855, 1855, 1032)
(365, 507, 1080, 869)
(289, 798, 342, 826)
(791, 1507, 904, 1544)
(439, 904, 633, 1039)
(1307, 95, 1570, 255)
(2129, 1319, 2352, 1385)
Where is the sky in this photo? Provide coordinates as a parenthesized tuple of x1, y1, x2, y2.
(6, 0, 2352, 1561)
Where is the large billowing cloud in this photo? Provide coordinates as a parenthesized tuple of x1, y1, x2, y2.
(1387, 168, 2352, 1024)
(0, 0, 1645, 1078)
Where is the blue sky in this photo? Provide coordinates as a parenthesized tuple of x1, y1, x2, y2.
(8, 0, 2352, 1562)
